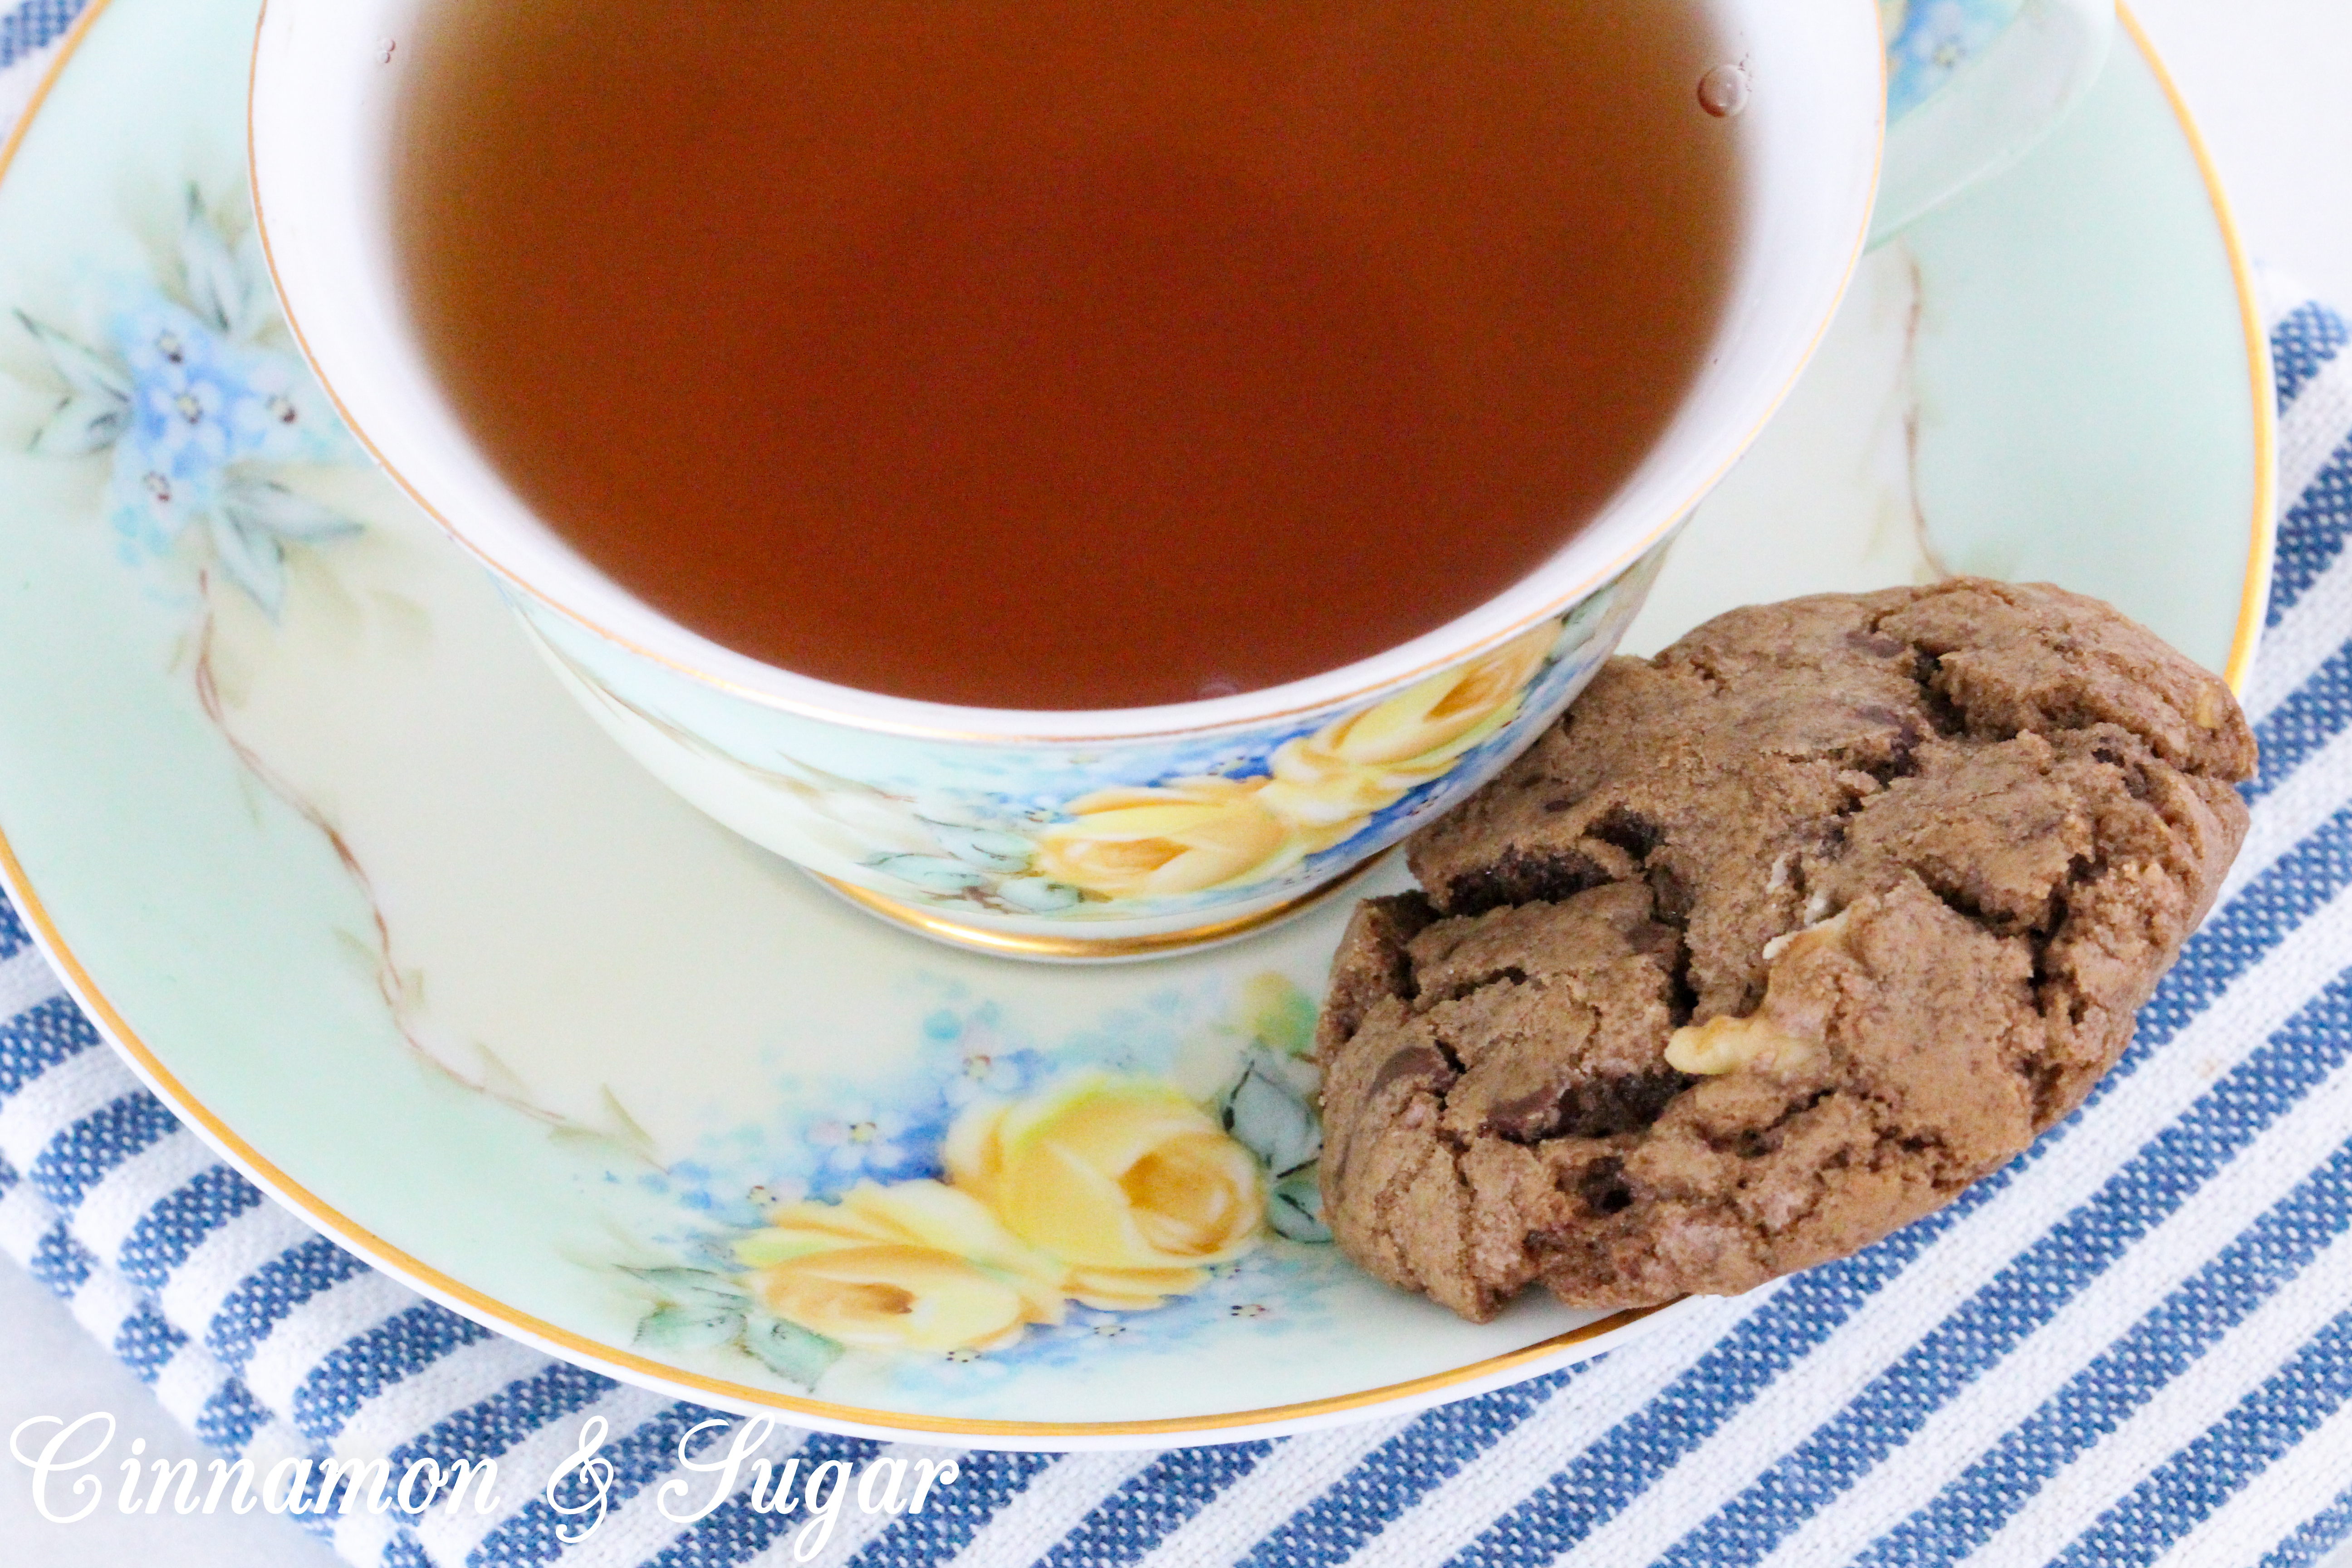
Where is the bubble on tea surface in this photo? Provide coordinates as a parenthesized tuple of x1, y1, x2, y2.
(1200, 675, 1242, 699)
(1698, 63, 1750, 118)
(375, 36, 397, 65)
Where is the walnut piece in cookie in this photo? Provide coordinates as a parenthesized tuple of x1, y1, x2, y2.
(1317, 580, 2254, 1320)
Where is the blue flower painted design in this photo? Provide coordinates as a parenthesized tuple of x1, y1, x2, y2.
(941, 1030, 1053, 1110)
(804, 1100, 944, 1186)
(15, 186, 360, 614)
(1885, 0, 2028, 119)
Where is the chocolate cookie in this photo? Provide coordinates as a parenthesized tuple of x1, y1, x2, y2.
(1317, 581, 2254, 1320)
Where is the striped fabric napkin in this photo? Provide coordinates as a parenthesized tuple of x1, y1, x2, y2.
(9, 14, 2352, 1568)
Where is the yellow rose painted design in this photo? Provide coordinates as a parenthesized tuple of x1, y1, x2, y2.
(1033, 777, 1306, 900)
(946, 1077, 1267, 1309)
(622, 978, 1335, 1389)
(735, 1180, 1067, 1353)
(1258, 622, 1558, 829)
(1036, 622, 1561, 901)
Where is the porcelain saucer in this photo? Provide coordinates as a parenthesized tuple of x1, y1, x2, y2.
(0, 0, 2269, 1448)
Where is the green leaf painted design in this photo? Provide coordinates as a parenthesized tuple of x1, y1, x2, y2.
(867, 853, 992, 893)
(1224, 1045, 1321, 1179)
(31, 392, 129, 457)
(742, 1310, 845, 1388)
(1268, 1167, 1330, 1243)
(622, 1266, 750, 1309)
(592, 1085, 661, 1166)
(206, 505, 288, 617)
(634, 1303, 745, 1351)
(180, 185, 255, 339)
(209, 477, 366, 618)
(1238, 973, 1318, 1059)
(15, 311, 130, 402)
(926, 824, 1034, 873)
(218, 476, 362, 543)
(16, 312, 130, 456)
(998, 876, 1082, 913)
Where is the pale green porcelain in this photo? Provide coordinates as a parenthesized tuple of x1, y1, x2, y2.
(0, 0, 2263, 1446)
(1871, 0, 2116, 245)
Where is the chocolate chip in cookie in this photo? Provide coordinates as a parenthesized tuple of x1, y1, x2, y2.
(1317, 580, 2255, 1319)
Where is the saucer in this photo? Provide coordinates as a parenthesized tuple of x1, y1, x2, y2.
(0, 0, 2269, 1448)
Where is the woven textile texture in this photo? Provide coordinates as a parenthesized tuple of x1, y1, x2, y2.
(6, 7, 2352, 1567)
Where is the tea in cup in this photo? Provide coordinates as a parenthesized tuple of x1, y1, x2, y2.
(250, 0, 2108, 958)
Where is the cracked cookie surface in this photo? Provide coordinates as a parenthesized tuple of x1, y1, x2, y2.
(1317, 581, 2255, 1320)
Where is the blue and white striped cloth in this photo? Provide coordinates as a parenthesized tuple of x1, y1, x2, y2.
(9, 11, 2352, 1567)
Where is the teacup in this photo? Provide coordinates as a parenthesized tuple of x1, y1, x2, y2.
(249, 0, 2108, 960)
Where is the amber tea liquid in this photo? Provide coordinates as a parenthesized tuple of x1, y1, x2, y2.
(393, 0, 1743, 710)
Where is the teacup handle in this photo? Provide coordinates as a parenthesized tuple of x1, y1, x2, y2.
(1869, 0, 2114, 247)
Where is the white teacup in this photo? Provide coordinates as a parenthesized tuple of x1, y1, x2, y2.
(250, 0, 2108, 960)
